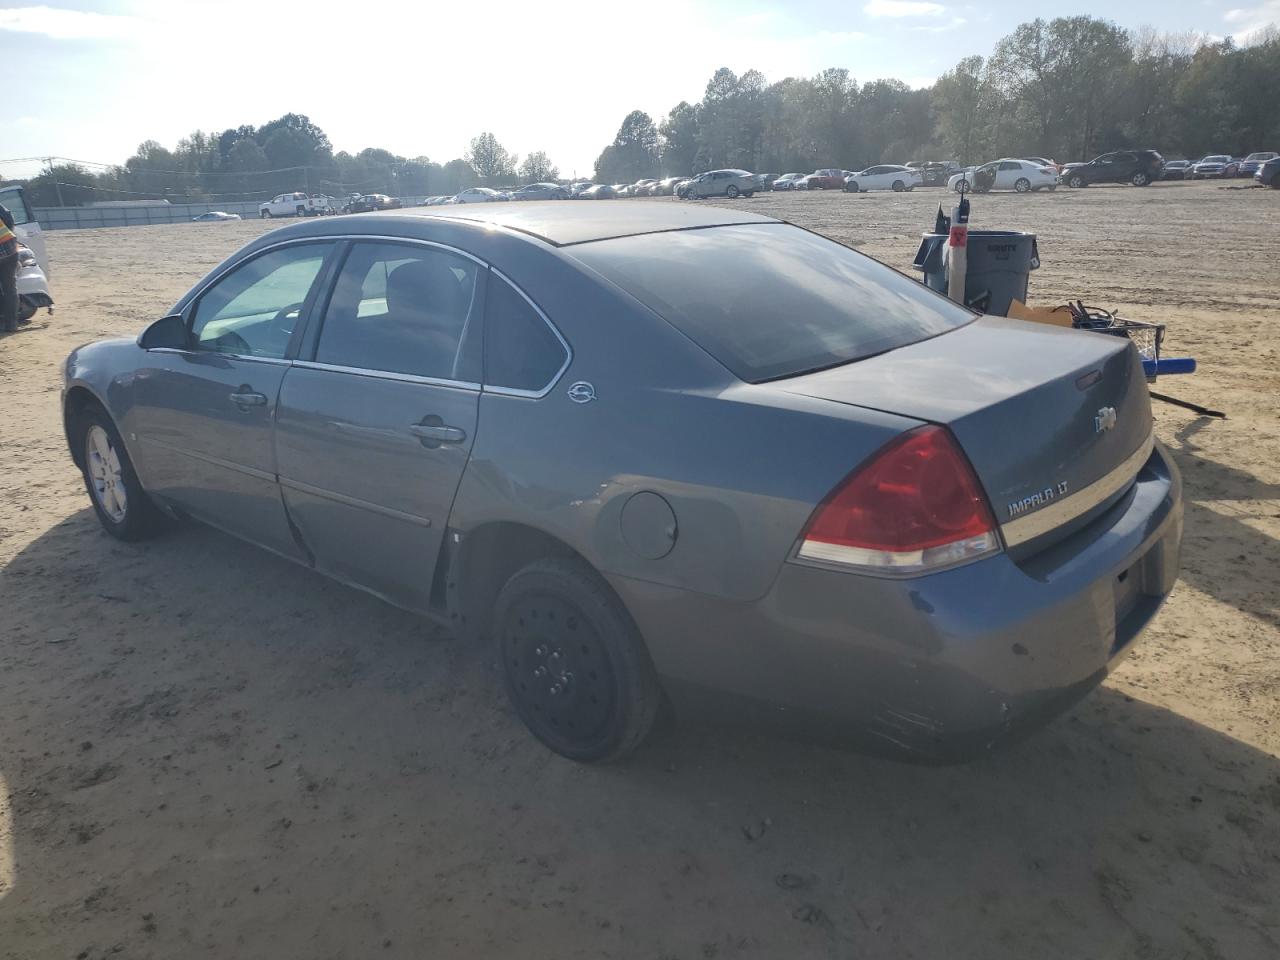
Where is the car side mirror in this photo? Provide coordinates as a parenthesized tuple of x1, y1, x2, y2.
(139, 313, 189, 350)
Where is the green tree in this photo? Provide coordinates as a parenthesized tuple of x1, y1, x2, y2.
(594, 110, 659, 182)
(659, 102, 701, 174)
(24, 163, 99, 207)
(518, 151, 559, 183)
(466, 132, 517, 182)
(441, 159, 479, 193)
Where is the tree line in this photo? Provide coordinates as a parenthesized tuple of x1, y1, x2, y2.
(19, 116, 562, 207)
(15, 15, 1278, 206)
(594, 16, 1280, 183)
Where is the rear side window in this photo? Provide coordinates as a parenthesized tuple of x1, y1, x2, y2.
(484, 274, 568, 394)
(315, 241, 480, 381)
(570, 223, 973, 383)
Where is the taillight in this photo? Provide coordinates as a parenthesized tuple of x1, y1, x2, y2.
(796, 426, 1000, 575)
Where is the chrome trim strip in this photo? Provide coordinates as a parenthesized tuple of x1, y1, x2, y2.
(178, 235, 487, 316)
(137, 436, 276, 483)
(485, 268, 573, 399)
(145, 347, 292, 366)
(1001, 431, 1155, 548)
(176, 237, 343, 315)
(279, 476, 433, 527)
(290, 359, 480, 391)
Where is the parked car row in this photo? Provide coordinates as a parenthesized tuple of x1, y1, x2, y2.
(325, 144, 1279, 217)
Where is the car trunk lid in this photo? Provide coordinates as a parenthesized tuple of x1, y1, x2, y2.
(780, 316, 1153, 548)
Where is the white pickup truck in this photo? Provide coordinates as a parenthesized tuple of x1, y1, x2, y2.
(258, 192, 331, 218)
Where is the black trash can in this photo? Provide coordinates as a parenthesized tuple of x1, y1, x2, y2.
(912, 229, 1040, 316)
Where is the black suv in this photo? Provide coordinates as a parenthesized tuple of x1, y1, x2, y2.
(1061, 150, 1164, 188)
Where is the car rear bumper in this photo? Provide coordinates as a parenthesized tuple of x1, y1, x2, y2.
(613, 441, 1182, 763)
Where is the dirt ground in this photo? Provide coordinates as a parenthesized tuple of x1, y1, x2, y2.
(1, 180, 1278, 960)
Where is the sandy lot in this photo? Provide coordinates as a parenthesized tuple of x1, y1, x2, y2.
(1, 180, 1278, 960)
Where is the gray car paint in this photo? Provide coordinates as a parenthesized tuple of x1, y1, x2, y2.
(63, 202, 1183, 760)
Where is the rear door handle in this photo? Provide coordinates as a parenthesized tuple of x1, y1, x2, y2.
(229, 390, 268, 408)
(409, 423, 467, 444)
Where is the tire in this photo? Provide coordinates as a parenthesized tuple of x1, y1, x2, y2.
(260, 210, 271, 219)
(1068, 174, 1086, 189)
(726, 184, 740, 198)
(296, 206, 307, 217)
(76, 404, 165, 541)
(496, 556, 662, 763)
(1014, 177, 1031, 193)
(1132, 172, 1150, 186)
(846, 181, 859, 193)
(1048, 185, 1057, 191)
(892, 180, 905, 192)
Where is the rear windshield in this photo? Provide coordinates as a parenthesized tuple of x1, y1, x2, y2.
(570, 222, 974, 382)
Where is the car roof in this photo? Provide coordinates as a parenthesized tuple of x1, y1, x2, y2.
(375, 199, 779, 247)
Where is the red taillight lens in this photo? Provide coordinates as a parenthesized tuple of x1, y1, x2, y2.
(797, 426, 1000, 574)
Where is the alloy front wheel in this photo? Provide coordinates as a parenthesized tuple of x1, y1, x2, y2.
(86, 425, 127, 523)
(77, 406, 165, 541)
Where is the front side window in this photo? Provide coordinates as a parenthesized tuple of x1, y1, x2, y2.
(314, 242, 481, 381)
(571, 223, 973, 383)
(191, 244, 330, 358)
(484, 274, 568, 394)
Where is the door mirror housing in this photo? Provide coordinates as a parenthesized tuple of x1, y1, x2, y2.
(139, 313, 189, 350)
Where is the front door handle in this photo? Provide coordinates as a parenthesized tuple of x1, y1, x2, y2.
(229, 389, 268, 408)
(409, 422, 467, 444)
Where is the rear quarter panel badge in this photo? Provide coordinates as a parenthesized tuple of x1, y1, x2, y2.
(567, 382, 597, 404)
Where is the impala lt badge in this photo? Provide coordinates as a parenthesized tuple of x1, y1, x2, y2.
(1095, 406, 1118, 433)
(1008, 480, 1070, 520)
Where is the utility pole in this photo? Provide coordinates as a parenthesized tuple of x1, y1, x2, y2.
(47, 158, 65, 206)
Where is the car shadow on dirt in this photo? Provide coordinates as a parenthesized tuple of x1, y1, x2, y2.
(1165, 416, 1280, 629)
(1, 509, 1277, 960)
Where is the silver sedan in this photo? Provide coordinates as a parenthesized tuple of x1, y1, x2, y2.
(62, 202, 1182, 763)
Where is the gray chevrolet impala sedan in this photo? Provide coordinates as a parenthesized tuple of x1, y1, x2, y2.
(63, 202, 1182, 763)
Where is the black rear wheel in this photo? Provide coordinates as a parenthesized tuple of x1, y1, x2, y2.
(1068, 174, 1086, 188)
(726, 184, 740, 198)
(496, 557, 661, 762)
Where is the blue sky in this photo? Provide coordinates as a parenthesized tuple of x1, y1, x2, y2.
(1, 0, 1275, 180)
